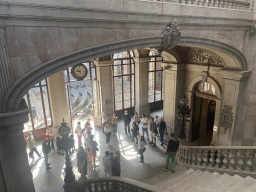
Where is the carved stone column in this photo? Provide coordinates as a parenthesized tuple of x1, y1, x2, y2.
(47, 71, 71, 135)
(0, 110, 35, 192)
(94, 57, 114, 126)
(0, 26, 13, 113)
(134, 57, 151, 117)
(162, 63, 185, 138)
(218, 70, 251, 146)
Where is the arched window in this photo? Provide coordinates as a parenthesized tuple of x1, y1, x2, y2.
(112, 51, 135, 114)
(197, 81, 216, 95)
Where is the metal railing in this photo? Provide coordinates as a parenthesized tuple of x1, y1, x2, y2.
(177, 145, 256, 177)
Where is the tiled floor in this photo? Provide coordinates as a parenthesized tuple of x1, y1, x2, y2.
(29, 110, 173, 192)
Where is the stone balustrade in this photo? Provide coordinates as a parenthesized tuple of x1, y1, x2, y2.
(145, 0, 254, 11)
(63, 177, 168, 192)
(177, 145, 256, 177)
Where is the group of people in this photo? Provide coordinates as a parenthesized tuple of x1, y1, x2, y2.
(103, 151, 121, 177)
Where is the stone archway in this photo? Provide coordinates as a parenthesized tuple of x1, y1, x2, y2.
(3, 36, 248, 114)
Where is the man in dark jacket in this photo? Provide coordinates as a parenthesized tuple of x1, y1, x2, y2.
(164, 133, 179, 172)
(159, 117, 166, 146)
(42, 139, 51, 169)
(122, 110, 131, 134)
(112, 151, 121, 176)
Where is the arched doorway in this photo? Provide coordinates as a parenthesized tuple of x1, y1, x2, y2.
(191, 81, 217, 146)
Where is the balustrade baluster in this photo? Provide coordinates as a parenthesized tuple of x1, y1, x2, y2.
(94, 182, 100, 192)
(99, 181, 105, 191)
(222, 0, 227, 8)
(213, 0, 219, 7)
(209, 149, 215, 167)
(197, 149, 203, 166)
(245, 150, 253, 172)
(180, 0, 186, 4)
(228, 150, 236, 170)
(202, 0, 208, 6)
(231, 1, 237, 9)
(252, 151, 256, 171)
(197, 0, 203, 6)
(226, 0, 232, 9)
(184, 148, 188, 164)
(187, 0, 192, 5)
(188, 148, 192, 165)
(216, 150, 222, 168)
(87, 183, 93, 192)
(218, 0, 223, 7)
(208, 0, 213, 7)
(222, 150, 229, 169)
(236, 150, 245, 171)
(193, 149, 198, 165)
(202, 149, 209, 167)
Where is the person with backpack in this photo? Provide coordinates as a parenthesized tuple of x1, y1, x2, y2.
(103, 151, 112, 176)
(77, 146, 88, 180)
(42, 139, 51, 169)
(138, 136, 147, 163)
(131, 121, 139, 144)
(164, 133, 179, 172)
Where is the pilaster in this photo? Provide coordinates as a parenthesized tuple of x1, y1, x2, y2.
(162, 63, 185, 138)
(0, 26, 13, 113)
(47, 71, 71, 135)
(218, 70, 251, 146)
(133, 57, 151, 117)
(0, 110, 35, 192)
(94, 59, 114, 126)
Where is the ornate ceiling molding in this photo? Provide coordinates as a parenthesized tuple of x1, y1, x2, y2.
(188, 48, 225, 67)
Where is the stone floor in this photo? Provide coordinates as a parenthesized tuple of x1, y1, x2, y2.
(28, 110, 174, 192)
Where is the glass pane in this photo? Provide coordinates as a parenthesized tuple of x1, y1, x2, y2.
(197, 82, 215, 95)
(28, 88, 45, 129)
(115, 102, 122, 111)
(131, 64, 134, 74)
(64, 70, 68, 82)
(149, 62, 155, 71)
(42, 87, 52, 126)
(162, 72, 164, 100)
(92, 80, 99, 116)
(148, 72, 154, 103)
(113, 65, 122, 76)
(41, 79, 46, 85)
(23, 94, 33, 132)
(114, 77, 122, 104)
(91, 67, 96, 79)
(123, 64, 131, 75)
(155, 71, 162, 91)
(156, 60, 162, 70)
(123, 75, 131, 109)
(129, 50, 134, 57)
(131, 75, 134, 107)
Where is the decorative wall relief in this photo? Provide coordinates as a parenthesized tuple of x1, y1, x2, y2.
(220, 105, 233, 133)
(249, 20, 256, 38)
(189, 48, 224, 66)
(162, 19, 181, 49)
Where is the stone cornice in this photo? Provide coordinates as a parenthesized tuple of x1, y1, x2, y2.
(133, 57, 151, 64)
(0, 109, 29, 128)
(218, 70, 252, 81)
(94, 60, 114, 67)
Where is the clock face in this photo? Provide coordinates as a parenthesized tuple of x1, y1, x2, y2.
(71, 64, 88, 80)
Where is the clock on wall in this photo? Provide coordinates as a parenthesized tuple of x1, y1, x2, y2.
(71, 64, 88, 80)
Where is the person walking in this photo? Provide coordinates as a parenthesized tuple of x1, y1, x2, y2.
(102, 112, 108, 133)
(77, 146, 88, 180)
(141, 114, 149, 141)
(159, 117, 166, 146)
(122, 110, 131, 134)
(103, 151, 112, 177)
(112, 151, 121, 176)
(112, 113, 118, 136)
(45, 127, 54, 150)
(104, 122, 112, 146)
(138, 136, 147, 163)
(131, 122, 139, 144)
(27, 132, 41, 161)
(164, 133, 179, 172)
(42, 139, 51, 169)
(75, 122, 82, 147)
(154, 115, 160, 136)
(134, 112, 140, 125)
(150, 118, 157, 147)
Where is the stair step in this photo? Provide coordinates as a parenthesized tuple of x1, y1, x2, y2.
(143, 164, 185, 185)
(164, 169, 203, 191)
(226, 176, 256, 192)
(153, 168, 195, 188)
(242, 182, 256, 192)
(185, 171, 221, 192)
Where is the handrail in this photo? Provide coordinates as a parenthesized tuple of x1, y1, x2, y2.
(177, 145, 256, 178)
(63, 176, 169, 192)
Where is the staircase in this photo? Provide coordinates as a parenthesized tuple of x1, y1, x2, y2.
(144, 167, 256, 192)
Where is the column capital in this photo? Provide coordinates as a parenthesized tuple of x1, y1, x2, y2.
(94, 60, 114, 67)
(133, 57, 151, 64)
(0, 109, 29, 129)
(218, 70, 252, 81)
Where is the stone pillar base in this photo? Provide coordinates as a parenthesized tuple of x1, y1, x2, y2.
(135, 104, 150, 117)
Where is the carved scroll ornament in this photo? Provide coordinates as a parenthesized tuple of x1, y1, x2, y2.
(162, 19, 181, 49)
(189, 48, 224, 66)
(249, 20, 256, 38)
(220, 105, 233, 133)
